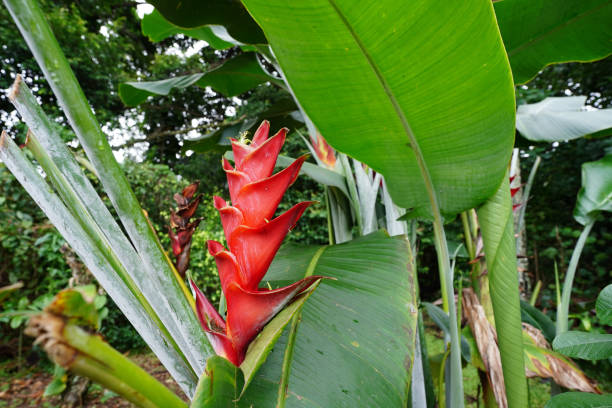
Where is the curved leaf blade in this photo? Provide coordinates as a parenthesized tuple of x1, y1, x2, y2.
(516, 96, 612, 142)
(142, 9, 233, 49)
(553, 332, 612, 360)
(574, 155, 612, 226)
(242, 232, 417, 407)
(495, 0, 612, 85)
(119, 54, 279, 106)
(545, 392, 612, 408)
(477, 175, 528, 407)
(240, 0, 515, 219)
(520, 300, 556, 343)
(149, 0, 266, 45)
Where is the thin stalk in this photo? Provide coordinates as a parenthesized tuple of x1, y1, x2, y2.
(339, 153, 363, 234)
(324, 187, 335, 245)
(24, 131, 190, 372)
(516, 156, 541, 235)
(529, 280, 542, 307)
(3, 0, 209, 374)
(64, 324, 187, 408)
(556, 220, 595, 334)
(461, 211, 480, 295)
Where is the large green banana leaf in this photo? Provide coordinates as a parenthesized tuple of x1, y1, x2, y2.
(240, 0, 515, 220)
(191, 232, 418, 407)
(495, 0, 612, 85)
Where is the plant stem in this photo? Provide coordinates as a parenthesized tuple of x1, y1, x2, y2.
(556, 220, 595, 334)
(3, 0, 208, 374)
(529, 280, 542, 307)
(63, 324, 187, 408)
(516, 155, 541, 235)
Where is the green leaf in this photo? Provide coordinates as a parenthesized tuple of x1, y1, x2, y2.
(149, 0, 266, 45)
(495, 0, 612, 85)
(520, 300, 556, 343)
(191, 356, 244, 408)
(545, 392, 612, 408)
(596, 284, 612, 325)
(553, 331, 612, 360)
(574, 155, 612, 226)
(477, 175, 528, 407)
(516, 96, 612, 142)
(240, 0, 515, 219)
(44, 365, 67, 397)
(241, 232, 417, 407)
(141, 10, 233, 49)
(120, 54, 279, 106)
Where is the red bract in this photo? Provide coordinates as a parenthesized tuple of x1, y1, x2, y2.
(191, 121, 322, 366)
(168, 181, 202, 278)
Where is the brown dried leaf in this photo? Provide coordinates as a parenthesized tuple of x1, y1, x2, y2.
(462, 288, 507, 408)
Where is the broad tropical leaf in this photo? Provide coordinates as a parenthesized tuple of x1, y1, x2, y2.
(477, 175, 528, 407)
(553, 332, 612, 360)
(574, 155, 612, 226)
(596, 284, 612, 325)
(240, 0, 515, 219)
(495, 0, 612, 85)
(220, 232, 416, 407)
(545, 392, 612, 408)
(119, 53, 280, 106)
(148, 0, 266, 45)
(141, 9, 233, 49)
(516, 97, 612, 142)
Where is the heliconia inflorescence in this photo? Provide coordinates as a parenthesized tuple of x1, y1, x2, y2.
(169, 181, 202, 278)
(190, 121, 323, 366)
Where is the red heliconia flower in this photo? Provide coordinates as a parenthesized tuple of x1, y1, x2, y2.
(190, 121, 323, 366)
(309, 132, 336, 169)
(169, 181, 202, 278)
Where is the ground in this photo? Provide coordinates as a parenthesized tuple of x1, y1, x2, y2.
(0, 327, 598, 407)
(0, 352, 187, 408)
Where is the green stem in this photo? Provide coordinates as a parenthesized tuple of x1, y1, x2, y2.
(556, 220, 595, 334)
(516, 155, 541, 235)
(3, 0, 208, 370)
(324, 186, 335, 245)
(276, 246, 327, 408)
(64, 324, 187, 408)
(529, 280, 542, 307)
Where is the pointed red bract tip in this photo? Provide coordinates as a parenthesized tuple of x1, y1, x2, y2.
(251, 120, 270, 147)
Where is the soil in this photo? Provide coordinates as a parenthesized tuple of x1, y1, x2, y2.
(0, 352, 188, 407)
